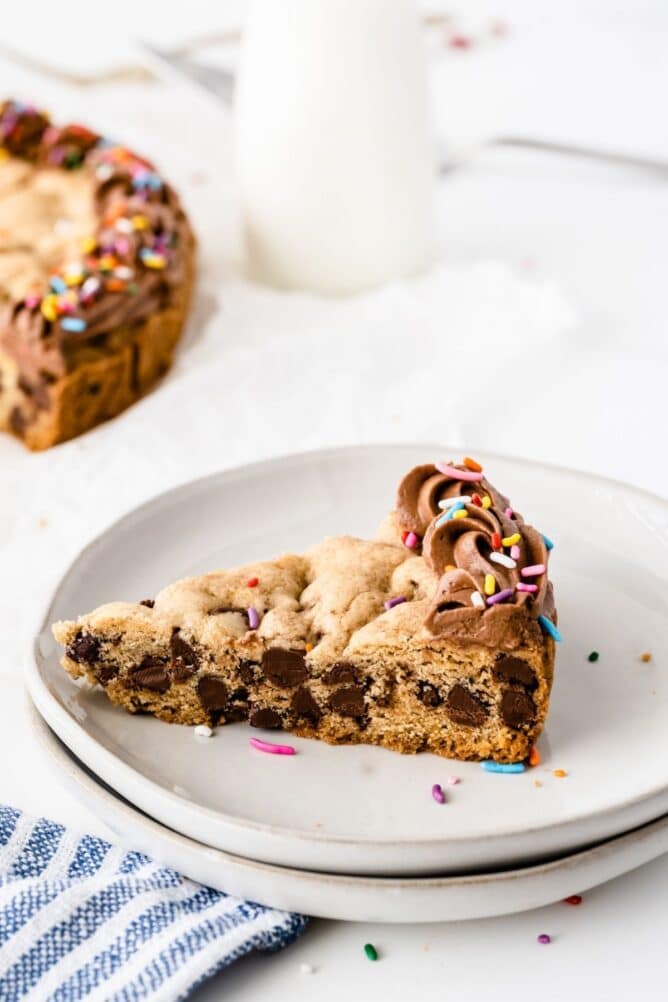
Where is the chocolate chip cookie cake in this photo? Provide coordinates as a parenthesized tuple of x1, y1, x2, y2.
(53, 459, 559, 763)
(0, 99, 195, 449)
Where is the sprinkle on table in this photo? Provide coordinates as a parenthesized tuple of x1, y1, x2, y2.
(538, 615, 562, 642)
(384, 595, 406, 611)
(588, 651, 599, 662)
(641, 652, 652, 663)
(564, 894, 583, 906)
(363, 943, 379, 962)
(431, 783, 446, 804)
(481, 761, 526, 774)
(447, 775, 460, 786)
(435, 461, 483, 482)
(553, 769, 568, 778)
(249, 737, 296, 756)
(537, 934, 551, 945)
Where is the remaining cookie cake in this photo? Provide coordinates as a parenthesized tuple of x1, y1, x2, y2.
(0, 99, 195, 449)
(53, 460, 559, 763)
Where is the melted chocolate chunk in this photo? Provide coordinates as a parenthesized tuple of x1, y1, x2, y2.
(230, 687, 249, 703)
(445, 685, 488, 726)
(93, 664, 118, 686)
(250, 707, 283, 729)
(492, 656, 537, 689)
(197, 676, 228, 713)
(291, 686, 322, 722)
(128, 656, 170, 693)
(500, 689, 536, 729)
(66, 632, 100, 665)
(417, 681, 442, 707)
(239, 660, 258, 685)
(325, 662, 360, 685)
(329, 686, 365, 718)
(139, 599, 155, 608)
(261, 648, 308, 688)
(170, 631, 199, 680)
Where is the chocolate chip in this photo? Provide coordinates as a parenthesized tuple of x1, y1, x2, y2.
(66, 632, 100, 665)
(250, 707, 283, 729)
(197, 676, 228, 713)
(445, 685, 488, 726)
(325, 662, 360, 685)
(500, 689, 536, 729)
(93, 664, 118, 686)
(208, 606, 248, 621)
(239, 660, 258, 685)
(291, 686, 321, 721)
(416, 681, 442, 707)
(139, 599, 155, 608)
(493, 656, 537, 689)
(128, 656, 170, 693)
(329, 686, 365, 718)
(261, 648, 308, 688)
(9, 406, 28, 436)
(230, 687, 249, 702)
(170, 631, 199, 680)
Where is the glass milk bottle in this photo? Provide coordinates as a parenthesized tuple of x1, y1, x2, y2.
(235, 0, 435, 295)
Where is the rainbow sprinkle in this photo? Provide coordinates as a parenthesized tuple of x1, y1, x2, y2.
(247, 607, 260, 630)
(481, 761, 526, 774)
(486, 588, 514, 606)
(384, 595, 406, 611)
(249, 738, 296, 756)
(431, 783, 446, 804)
(435, 461, 483, 483)
(484, 573, 496, 596)
(538, 615, 562, 641)
(521, 564, 545, 577)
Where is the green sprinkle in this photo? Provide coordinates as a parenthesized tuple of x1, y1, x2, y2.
(588, 651, 599, 662)
(364, 943, 378, 962)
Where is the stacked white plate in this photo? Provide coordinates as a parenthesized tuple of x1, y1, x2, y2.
(27, 446, 668, 922)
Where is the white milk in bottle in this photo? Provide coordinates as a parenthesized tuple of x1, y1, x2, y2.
(235, 0, 435, 295)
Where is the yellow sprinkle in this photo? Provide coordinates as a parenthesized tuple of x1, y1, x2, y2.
(445, 564, 456, 572)
(484, 573, 496, 596)
(40, 295, 58, 322)
(553, 769, 568, 778)
(80, 235, 97, 253)
(0, 148, 9, 164)
(502, 533, 521, 547)
(481, 496, 492, 509)
(452, 508, 468, 520)
(132, 214, 149, 230)
(305, 643, 313, 653)
(641, 652, 652, 663)
(142, 256, 166, 270)
(65, 271, 84, 287)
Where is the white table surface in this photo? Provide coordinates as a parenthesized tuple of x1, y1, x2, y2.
(1, 2, 667, 999)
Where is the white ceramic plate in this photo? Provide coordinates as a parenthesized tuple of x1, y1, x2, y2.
(27, 445, 668, 875)
(30, 702, 668, 923)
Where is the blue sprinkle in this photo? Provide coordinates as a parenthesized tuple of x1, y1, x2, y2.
(538, 614, 562, 642)
(50, 276, 67, 294)
(133, 170, 163, 191)
(542, 534, 554, 550)
(61, 317, 87, 333)
(481, 761, 526, 774)
(434, 500, 466, 528)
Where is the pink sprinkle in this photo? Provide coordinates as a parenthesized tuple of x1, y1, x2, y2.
(435, 462, 483, 482)
(432, 783, 446, 804)
(447, 775, 460, 786)
(504, 507, 513, 518)
(247, 607, 260, 630)
(249, 737, 296, 756)
(448, 33, 473, 49)
(486, 588, 514, 606)
(510, 545, 521, 560)
(24, 295, 41, 309)
(517, 583, 538, 593)
(384, 595, 407, 611)
(522, 564, 546, 578)
(404, 531, 419, 550)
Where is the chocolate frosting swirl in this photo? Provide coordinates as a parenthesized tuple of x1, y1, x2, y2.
(397, 463, 513, 539)
(396, 463, 556, 650)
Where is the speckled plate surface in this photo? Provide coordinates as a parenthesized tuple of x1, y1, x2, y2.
(27, 445, 668, 875)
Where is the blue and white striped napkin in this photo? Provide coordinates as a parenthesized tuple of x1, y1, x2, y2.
(0, 807, 307, 1001)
